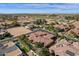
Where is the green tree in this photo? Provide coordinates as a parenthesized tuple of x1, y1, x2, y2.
(65, 16, 75, 20)
(39, 48, 51, 56)
(20, 34, 28, 41)
(35, 42, 44, 48)
(34, 19, 47, 25)
(12, 20, 20, 26)
(3, 32, 12, 37)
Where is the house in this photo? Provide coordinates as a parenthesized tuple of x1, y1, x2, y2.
(5, 20, 13, 25)
(0, 19, 3, 22)
(49, 39, 79, 56)
(70, 21, 79, 36)
(71, 28, 79, 36)
(17, 16, 33, 24)
(0, 21, 5, 25)
(46, 19, 56, 25)
(0, 19, 12, 25)
(7, 27, 32, 37)
(72, 21, 79, 28)
(53, 24, 69, 32)
(28, 30, 57, 47)
(0, 41, 22, 56)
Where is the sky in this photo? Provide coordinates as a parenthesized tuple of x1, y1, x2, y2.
(0, 3, 79, 14)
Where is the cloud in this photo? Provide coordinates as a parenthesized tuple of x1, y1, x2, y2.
(0, 3, 79, 13)
(0, 3, 79, 10)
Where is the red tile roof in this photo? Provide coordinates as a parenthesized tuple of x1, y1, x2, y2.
(28, 30, 55, 47)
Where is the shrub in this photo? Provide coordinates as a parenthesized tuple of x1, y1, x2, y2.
(39, 48, 51, 56)
(35, 42, 44, 48)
